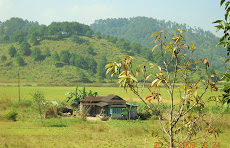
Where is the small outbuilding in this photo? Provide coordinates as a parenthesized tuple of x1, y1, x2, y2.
(79, 94, 137, 119)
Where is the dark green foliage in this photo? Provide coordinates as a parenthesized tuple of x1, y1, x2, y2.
(69, 54, 76, 65)
(8, 46, 17, 57)
(19, 41, 31, 56)
(47, 21, 92, 36)
(50, 124, 67, 127)
(60, 50, 71, 64)
(31, 47, 42, 61)
(1, 55, 7, 62)
(95, 32, 102, 39)
(136, 105, 153, 120)
(97, 55, 107, 80)
(78, 70, 91, 83)
(91, 17, 227, 71)
(0, 17, 93, 45)
(84, 56, 97, 73)
(55, 62, 64, 68)
(87, 46, 95, 55)
(52, 51, 60, 61)
(85, 30, 93, 37)
(2, 17, 39, 35)
(30, 35, 39, 45)
(75, 54, 85, 68)
(71, 35, 85, 44)
(15, 55, 26, 66)
(13, 30, 27, 44)
(5, 109, 18, 121)
(2, 34, 10, 43)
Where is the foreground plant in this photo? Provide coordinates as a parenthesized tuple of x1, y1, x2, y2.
(106, 29, 220, 147)
(213, 0, 230, 105)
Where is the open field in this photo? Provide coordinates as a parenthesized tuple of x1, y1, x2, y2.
(0, 84, 229, 147)
(0, 84, 223, 103)
(0, 114, 229, 147)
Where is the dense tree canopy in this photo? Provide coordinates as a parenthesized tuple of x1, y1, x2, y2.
(91, 17, 227, 71)
(0, 17, 93, 44)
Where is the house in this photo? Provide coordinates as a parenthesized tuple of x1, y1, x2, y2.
(79, 94, 137, 119)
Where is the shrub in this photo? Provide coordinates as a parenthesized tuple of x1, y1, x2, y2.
(137, 105, 152, 120)
(5, 109, 18, 121)
(100, 116, 109, 121)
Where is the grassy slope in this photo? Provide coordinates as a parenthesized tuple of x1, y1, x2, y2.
(0, 36, 151, 84)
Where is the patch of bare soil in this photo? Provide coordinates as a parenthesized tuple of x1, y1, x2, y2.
(86, 116, 101, 121)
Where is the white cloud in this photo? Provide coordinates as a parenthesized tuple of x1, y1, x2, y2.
(71, 4, 120, 24)
(0, 0, 13, 21)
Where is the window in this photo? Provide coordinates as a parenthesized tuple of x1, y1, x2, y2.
(109, 108, 123, 114)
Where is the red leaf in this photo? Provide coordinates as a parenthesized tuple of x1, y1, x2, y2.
(145, 96, 152, 101)
(195, 80, 200, 87)
(188, 62, 193, 66)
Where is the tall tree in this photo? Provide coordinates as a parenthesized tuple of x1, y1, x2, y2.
(15, 55, 25, 66)
(13, 30, 26, 44)
(97, 55, 107, 80)
(60, 50, 71, 64)
(106, 30, 220, 147)
(2, 34, 10, 43)
(31, 47, 42, 61)
(8, 46, 17, 57)
(1, 55, 7, 63)
(19, 41, 31, 56)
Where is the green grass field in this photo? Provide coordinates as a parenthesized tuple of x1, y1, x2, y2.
(0, 84, 222, 103)
(0, 85, 229, 147)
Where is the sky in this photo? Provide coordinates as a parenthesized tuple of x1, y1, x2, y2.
(0, 0, 225, 36)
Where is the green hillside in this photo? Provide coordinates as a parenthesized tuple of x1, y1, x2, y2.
(0, 35, 154, 84)
(90, 17, 227, 71)
(0, 17, 215, 85)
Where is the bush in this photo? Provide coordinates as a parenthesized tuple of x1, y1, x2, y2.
(137, 105, 152, 120)
(5, 109, 18, 121)
(100, 116, 109, 121)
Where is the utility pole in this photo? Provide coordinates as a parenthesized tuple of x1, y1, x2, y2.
(18, 72, 20, 102)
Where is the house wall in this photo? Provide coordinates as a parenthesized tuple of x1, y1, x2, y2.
(79, 102, 83, 113)
(111, 113, 123, 119)
(130, 106, 137, 119)
(109, 107, 123, 119)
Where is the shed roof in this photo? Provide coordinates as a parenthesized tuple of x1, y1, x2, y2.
(80, 96, 104, 102)
(96, 102, 109, 107)
(102, 94, 126, 103)
(110, 105, 126, 108)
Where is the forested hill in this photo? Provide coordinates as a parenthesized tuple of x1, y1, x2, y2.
(90, 17, 227, 71)
(0, 17, 218, 84)
(0, 17, 156, 84)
